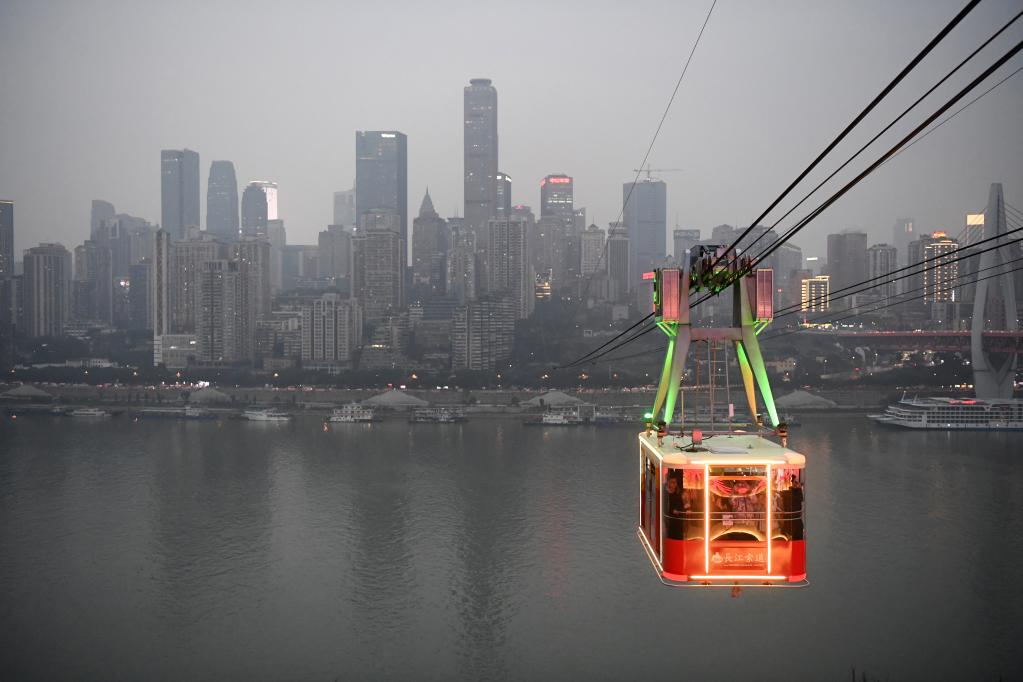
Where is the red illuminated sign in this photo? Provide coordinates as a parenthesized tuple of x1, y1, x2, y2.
(546, 177, 571, 184)
(642, 271, 656, 281)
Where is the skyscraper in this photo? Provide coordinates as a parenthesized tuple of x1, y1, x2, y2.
(464, 78, 498, 240)
(356, 131, 408, 245)
(495, 172, 512, 219)
(866, 243, 898, 305)
(540, 174, 573, 219)
(446, 220, 476, 304)
(623, 178, 667, 281)
(207, 161, 239, 240)
(826, 231, 868, 297)
(23, 243, 72, 337)
(90, 200, 115, 239)
(411, 190, 448, 295)
(333, 188, 356, 227)
(892, 218, 915, 267)
(0, 200, 12, 279)
(922, 233, 958, 303)
(581, 224, 606, 277)
(233, 238, 272, 319)
(160, 149, 200, 240)
(487, 216, 532, 319)
(196, 259, 251, 363)
(151, 229, 171, 339)
(318, 225, 353, 280)
(606, 223, 631, 302)
(353, 212, 404, 321)
(241, 181, 278, 237)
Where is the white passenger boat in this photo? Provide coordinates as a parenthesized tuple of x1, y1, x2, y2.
(329, 404, 376, 423)
(70, 407, 112, 418)
(243, 408, 292, 422)
(869, 396, 1023, 430)
(409, 407, 466, 423)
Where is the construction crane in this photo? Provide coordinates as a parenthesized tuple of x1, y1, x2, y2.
(633, 165, 684, 180)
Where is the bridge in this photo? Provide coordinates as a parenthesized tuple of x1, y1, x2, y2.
(802, 330, 1023, 354)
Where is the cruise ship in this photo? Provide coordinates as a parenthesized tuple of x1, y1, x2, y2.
(328, 404, 376, 423)
(243, 408, 292, 422)
(870, 396, 1023, 430)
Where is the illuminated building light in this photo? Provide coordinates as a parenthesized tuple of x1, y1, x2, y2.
(690, 575, 787, 581)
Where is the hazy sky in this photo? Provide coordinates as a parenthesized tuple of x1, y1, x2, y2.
(1, 0, 1021, 261)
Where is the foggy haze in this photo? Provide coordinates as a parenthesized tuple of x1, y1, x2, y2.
(1, 0, 1021, 259)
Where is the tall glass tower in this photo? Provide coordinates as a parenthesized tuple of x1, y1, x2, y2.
(355, 131, 408, 244)
(207, 161, 239, 240)
(160, 149, 200, 240)
(464, 78, 498, 241)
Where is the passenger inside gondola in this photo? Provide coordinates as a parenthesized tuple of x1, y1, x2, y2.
(664, 474, 685, 540)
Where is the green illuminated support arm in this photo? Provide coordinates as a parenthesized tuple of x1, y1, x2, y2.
(650, 326, 677, 423)
(661, 326, 690, 426)
(737, 277, 779, 427)
(735, 342, 758, 424)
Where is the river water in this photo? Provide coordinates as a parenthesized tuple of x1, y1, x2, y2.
(1, 414, 1020, 680)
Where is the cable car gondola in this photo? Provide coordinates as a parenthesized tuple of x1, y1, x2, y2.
(637, 253, 808, 587)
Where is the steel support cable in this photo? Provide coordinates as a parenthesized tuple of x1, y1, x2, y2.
(687, 59, 1023, 313)
(553, 311, 654, 369)
(554, 0, 717, 355)
(772, 223, 1023, 316)
(595, 260, 1023, 365)
(763, 262, 1023, 342)
(886, 64, 1023, 165)
(744, 39, 1023, 273)
(772, 251, 1023, 331)
(709, 0, 982, 270)
(560, 321, 661, 369)
(718, 8, 1023, 273)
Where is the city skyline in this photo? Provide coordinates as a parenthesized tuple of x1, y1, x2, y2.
(1, 0, 1021, 259)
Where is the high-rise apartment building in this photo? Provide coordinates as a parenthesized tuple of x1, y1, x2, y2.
(866, 243, 898, 305)
(623, 178, 667, 281)
(73, 240, 113, 324)
(411, 190, 448, 295)
(160, 149, 200, 240)
(922, 233, 958, 303)
(0, 200, 12, 279)
(196, 259, 251, 363)
(318, 225, 353, 280)
(300, 293, 362, 368)
(356, 131, 408, 245)
(129, 261, 152, 330)
(207, 161, 239, 240)
(451, 293, 515, 370)
(800, 275, 830, 314)
(581, 224, 606, 277)
(151, 230, 171, 339)
(487, 216, 532, 319)
(353, 212, 404, 321)
(464, 78, 498, 240)
(333, 188, 356, 228)
(826, 231, 868, 298)
(24, 243, 72, 337)
(169, 235, 227, 333)
(233, 238, 272, 319)
(495, 172, 512, 219)
(892, 218, 915, 267)
(446, 221, 476, 304)
(606, 223, 631, 302)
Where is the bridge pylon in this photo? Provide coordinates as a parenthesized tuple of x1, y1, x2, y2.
(971, 183, 1018, 398)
